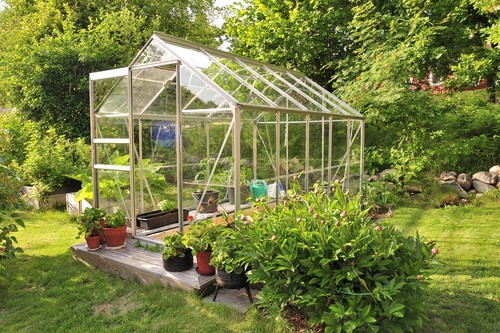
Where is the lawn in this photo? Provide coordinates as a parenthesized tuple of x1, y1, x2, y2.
(1, 191, 499, 332)
(386, 191, 500, 333)
(0, 210, 288, 333)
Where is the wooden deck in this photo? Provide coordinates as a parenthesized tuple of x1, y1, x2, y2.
(71, 240, 215, 295)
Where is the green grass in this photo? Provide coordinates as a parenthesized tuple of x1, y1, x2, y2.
(0, 209, 288, 333)
(386, 191, 500, 333)
(1, 192, 499, 332)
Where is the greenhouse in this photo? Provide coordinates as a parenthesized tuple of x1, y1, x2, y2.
(89, 32, 364, 236)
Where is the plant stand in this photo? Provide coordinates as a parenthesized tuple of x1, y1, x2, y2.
(212, 269, 253, 303)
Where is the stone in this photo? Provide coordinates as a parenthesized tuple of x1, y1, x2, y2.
(440, 180, 468, 198)
(497, 179, 500, 189)
(380, 168, 397, 180)
(456, 173, 472, 191)
(440, 171, 457, 181)
(489, 165, 500, 176)
(472, 171, 497, 185)
(472, 180, 496, 193)
(369, 173, 381, 182)
(468, 189, 477, 195)
(406, 185, 422, 194)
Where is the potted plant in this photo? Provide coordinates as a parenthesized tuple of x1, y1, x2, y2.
(103, 209, 127, 249)
(136, 199, 189, 230)
(76, 207, 106, 250)
(210, 217, 253, 302)
(192, 189, 219, 213)
(162, 232, 193, 272)
(183, 220, 223, 275)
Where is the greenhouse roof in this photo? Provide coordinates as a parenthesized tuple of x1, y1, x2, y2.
(91, 32, 362, 119)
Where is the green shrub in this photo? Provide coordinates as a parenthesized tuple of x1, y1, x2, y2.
(236, 181, 439, 332)
(0, 210, 25, 271)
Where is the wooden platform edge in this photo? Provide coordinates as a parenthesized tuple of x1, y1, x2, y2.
(71, 243, 215, 295)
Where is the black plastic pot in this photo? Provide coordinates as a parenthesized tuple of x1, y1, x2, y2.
(137, 209, 189, 230)
(213, 268, 252, 303)
(215, 268, 248, 289)
(162, 250, 193, 272)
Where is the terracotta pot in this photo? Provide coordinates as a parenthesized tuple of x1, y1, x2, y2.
(163, 250, 193, 272)
(102, 225, 127, 248)
(196, 251, 215, 276)
(85, 234, 101, 250)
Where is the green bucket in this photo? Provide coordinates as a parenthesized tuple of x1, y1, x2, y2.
(249, 180, 267, 199)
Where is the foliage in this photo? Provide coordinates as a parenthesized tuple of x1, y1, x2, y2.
(105, 209, 126, 228)
(0, 165, 22, 209)
(134, 240, 162, 253)
(157, 200, 176, 212)
(362, 180, 400, 213)
(162, 232, 190, 260)
(183, 219, 224, 254)
(76, 207, 105, 238)
(0, 111, 90, 198)
(235, 181, 438, 332)
(0, 0, 222, 139)
(210, 214, 249, 274)
(0, 210, 25, 271)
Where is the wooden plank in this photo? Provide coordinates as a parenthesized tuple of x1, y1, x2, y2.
(71, 242, 215, 293)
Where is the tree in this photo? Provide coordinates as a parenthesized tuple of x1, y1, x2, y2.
(225, 0, 498, 99)
(224, 0, 354, 88)
(0, 0, 222, 139)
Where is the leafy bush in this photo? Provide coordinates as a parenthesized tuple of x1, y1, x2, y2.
(236, 181, 439, 332)
(0, 210, 25, 271)
(183, 219, 224, 254)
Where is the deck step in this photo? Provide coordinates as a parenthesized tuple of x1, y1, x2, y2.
(71, 240, 215, 294)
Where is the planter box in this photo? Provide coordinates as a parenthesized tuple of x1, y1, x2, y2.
(137, 209, 189, 230)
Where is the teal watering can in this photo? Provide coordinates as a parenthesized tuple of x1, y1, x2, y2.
(250, 180, 267, 199)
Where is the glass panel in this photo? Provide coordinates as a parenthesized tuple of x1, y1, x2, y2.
(331, 120, 348, 182)
(94, 76, 128, 115)
(211, 57, 303, 110)
(269, 71, 330, 113)
(135, 39, 177, 65)
(95, 116, 128, 139)
(165, 44, 271, 107)
(95, 143, 129, 166)
(180, 66, 231, 113)
(131, 66, 177, 115)
(131, 118, 181, 214)
(295, 76, 351, 116)
(309, 116, 327, 187)
(96, 170, 131, 216)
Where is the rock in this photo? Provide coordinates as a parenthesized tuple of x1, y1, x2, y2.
(489, 165, 500, 176)
(380, 168, 397, 180)
(369, 173, 381, 182)
(472, 180, 496, 193)
(406, 185, 422, 194)
(497, 179, 500, 189)
(441, 180, 468, 198)
(456, 173, 472, 191)
(468, 189, 477, 196)
(472, 171, 497, 185)
(440, 171, 457, 181)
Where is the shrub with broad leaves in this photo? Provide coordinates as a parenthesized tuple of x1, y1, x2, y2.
(236, 181, 439, 333)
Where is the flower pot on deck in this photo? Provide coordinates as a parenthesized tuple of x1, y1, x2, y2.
(103, 225, 127, 248)
(85, 234, 101, 251)
(196, 251, 215, 276)
(163, 250, 193, 272)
